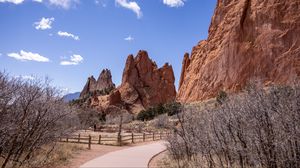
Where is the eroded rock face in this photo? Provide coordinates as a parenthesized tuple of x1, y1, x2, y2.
(119, 50, 177, 113)
(80, 69, 115, 98)
(80, 76, 97, 98)
(177, 0, 300, 102)
(80, 51, 177, 114)
(97, 69, 115, 91)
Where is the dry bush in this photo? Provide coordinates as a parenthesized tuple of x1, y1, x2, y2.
(152, 114, 170, 129)
(77, 107, 105, 129)
(106, 111, 133, 125)
(167, 82, 300, 168)
(0, 72, 79, 168)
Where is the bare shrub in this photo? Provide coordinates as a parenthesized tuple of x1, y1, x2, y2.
(152, 114, 169, 129)
(167, 82, 300, 168)
(77, 107, 105, 129)
(0, 72, 79, 168)
(105, 110, 133, 125)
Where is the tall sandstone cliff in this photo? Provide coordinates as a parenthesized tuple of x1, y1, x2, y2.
(177, 0, 300, 102)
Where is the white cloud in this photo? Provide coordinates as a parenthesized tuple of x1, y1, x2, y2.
(7, 50, 50, 62)
(32, 0, 43, 3)
(57, 31, 80, 40)
(34, 17, 54, 30)
(0, 0, 24, 4)
(163, 0, 185, 7)
(48, 0, 78, 9)
(124, 35, 134, 41)
(115, 0, 142, 19)
(15, 75, 35, 80)
(61, 87, 70, 94)
(60, 54, 83, 65)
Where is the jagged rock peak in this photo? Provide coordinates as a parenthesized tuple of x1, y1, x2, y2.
(80, 76, 96, 98)
(80, 69, 115, 98)
(96, 69, 115, 91)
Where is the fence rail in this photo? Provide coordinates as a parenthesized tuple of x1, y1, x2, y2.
(59, 132, 170, 149)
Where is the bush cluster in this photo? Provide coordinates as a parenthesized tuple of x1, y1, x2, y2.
(167, 82, 300, 168)
(137, 102, 182, 121)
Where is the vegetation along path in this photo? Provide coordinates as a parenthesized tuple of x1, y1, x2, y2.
(80, 141, 167, 168)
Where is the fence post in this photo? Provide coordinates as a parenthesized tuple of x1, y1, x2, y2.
(152, 132, 155, 141)
(88, 135, 91, 150)
(117, 134, 122, 146)
(98, 135, 101, 144)
(143, 133, 145, 142)
(131, 133, 134, 143)
(66, 137, 69, 143)
(160, 132, 162, 140)
(78, 134, 80, 143)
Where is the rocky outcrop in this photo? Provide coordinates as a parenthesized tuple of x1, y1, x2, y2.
(80, 69, 115, 98)
(119, 50, 177, 113)
(96, 69, 115, 91)
(80, 76, 97, 98)
(80, 51, 177, 114)
(177, 0, 300, 102)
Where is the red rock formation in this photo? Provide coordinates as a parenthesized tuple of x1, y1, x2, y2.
(177, 0, 300, 102)
(96, 69, 115, 91)
(119, 50, 177, 113)
(80, 51, 176, 114)
(80, 76, 96, 98)
(179, 53, 190, 89)
(80, 69, 115, 98)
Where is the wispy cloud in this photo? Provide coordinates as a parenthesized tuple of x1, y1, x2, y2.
(15, 75, 36, 80)
(95, 0, 106, 7)
(0, 0, 24, 4)
(32, 0, 43, 3)
(115, 0, 142, 19)
(60, 54, 83, 65)
(57, 31, 80, 40)
(48, 0, 78, 9)
(124, 35, 134, 41)
(7, 50, 50, 62)
(163, 0, 185, 7)
(34, 17, 54, 30)
(1, 0, 79, 9)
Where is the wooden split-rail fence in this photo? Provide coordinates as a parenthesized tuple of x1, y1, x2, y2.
(59, 132, 170, 149)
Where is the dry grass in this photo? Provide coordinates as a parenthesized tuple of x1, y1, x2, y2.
(42, 143, 86, 168)
(149, 152, 179, 168)
(0, 143, 85, 168)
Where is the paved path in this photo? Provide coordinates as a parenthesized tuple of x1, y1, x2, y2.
(80, 141, 167, 168)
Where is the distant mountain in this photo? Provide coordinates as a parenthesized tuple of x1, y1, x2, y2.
(63, 92, 80, 102)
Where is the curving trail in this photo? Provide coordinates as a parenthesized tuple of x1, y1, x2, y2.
(80, 141, 167, 168)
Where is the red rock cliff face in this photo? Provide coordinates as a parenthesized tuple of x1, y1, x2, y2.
(118, 50, 176, 113)
(177, 0, 300, 102)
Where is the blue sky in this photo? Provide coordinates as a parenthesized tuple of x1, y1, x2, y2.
(0, 0, 216, 93)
